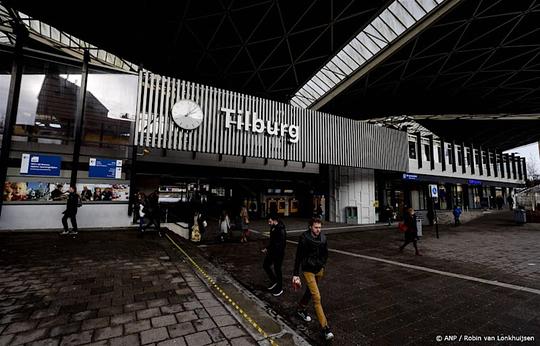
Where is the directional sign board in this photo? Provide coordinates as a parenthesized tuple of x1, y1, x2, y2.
(429, 184, 438, 198)
(20, 153, 61, 176)
(89, 158, 122, 179)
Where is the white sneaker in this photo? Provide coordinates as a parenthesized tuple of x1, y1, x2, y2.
(267, 283, 277, 290)
(60, 231, 69, 235)
(297, 310, 312, 322)
(272, 289, 283, 297)
(323, 327, 334, 340)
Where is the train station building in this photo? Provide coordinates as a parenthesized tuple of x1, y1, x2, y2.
(0, 1, 532, 230)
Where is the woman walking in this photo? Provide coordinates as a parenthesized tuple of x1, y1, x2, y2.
(240, 206, 250, 243)
(399, 207, 421, 256)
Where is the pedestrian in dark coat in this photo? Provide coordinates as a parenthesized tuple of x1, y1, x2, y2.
(61, 186, 81, 235)
(262, 214, 286, 296)
(399, 208, 421, 255)
(144, 191, 162, 237)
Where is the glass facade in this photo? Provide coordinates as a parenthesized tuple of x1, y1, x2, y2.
(1, 47, 137, 205)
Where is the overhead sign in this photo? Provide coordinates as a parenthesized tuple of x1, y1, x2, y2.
(221, 107, 300, 143)
(429, 184, 438, 198)
(468, 179, 482, 186)
(20, 153, 61, 176)
(89, 158, 122, 179)
(402, 173, 418, 180)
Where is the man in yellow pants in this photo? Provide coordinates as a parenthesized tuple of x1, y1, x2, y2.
(292, 218, 334, 341)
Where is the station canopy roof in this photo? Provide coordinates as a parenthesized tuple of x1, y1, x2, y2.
(3, 0, 540, 150)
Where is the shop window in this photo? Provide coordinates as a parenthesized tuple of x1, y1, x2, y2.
(408, 141, 416, 159)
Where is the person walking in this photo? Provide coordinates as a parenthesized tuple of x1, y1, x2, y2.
(262, 214, 286, 297)
(137, 192, 147, 236)
(384, 204, 394, 226)
(507, 195, 514, 210)
(219, 210, 230, 242)
(453, 205, 462, 226)
(144, 191, 162, 237)
(60, 186, 81, 235)
(292, 218, 334, 341)
(399, 208, 421, 255)
(240, 206, 250, 243)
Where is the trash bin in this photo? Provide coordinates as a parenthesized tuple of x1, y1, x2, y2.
(345, 206, 358, 224)
(416, 216, 423, 237)
(514, 208, 526, 224)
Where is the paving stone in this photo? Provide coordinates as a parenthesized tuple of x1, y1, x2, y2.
(194, 308, 209, 319)
(212, 315, 237, 327)
(183, 331, 212, 346)
(111, 312, 136, 325)
(140, 327, 169, 344)
(220, 325, 246, 339)
(30, 308, 59, 319)
(0, 312, 29, 324)
(98, 305, 123, 317)
(70, 310, 97, 321)
(124, 319, 151, 334)
(109, 333, 141, 346)
(0, 335, 14, 346)
(207, 327, 226, 343)
(59, 330, 93, 346)
(205, 306, 228, 317)
(229, 336, 257, 346)
(10, 328, 49, 345)
(50, 322, 81, 337)
(157, 337, 186, 346)
(182, 302, 203, 311)
(147, 299, 169, 308)
(160, 304, 184, 314)
(27, 337, 60, 346)
(151, 314, 177, 328)
(167, 322, 196, 338)
(124, 302, 147, 312)
(137, 307, 161, 320)
(81, 316, 109, 330)
(193, 318, 216, 332)
(4, 320, 37, 334)
(94, 325, 124, 341)
(175, 311, 198, 323)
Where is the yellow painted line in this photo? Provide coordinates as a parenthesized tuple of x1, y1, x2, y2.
(166, 234, 278, 346)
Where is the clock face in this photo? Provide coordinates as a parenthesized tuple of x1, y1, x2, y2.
(171, 100, 204, 130)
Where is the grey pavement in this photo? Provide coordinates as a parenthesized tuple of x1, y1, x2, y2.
(195, 211, 540, 345)
(0, 231, 260, 346)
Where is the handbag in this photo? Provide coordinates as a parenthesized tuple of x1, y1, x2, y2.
(398, 222, 408, 233)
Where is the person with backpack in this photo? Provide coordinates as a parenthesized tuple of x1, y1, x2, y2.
(261, 214, 286, 297)
(60, 186, 81, 235)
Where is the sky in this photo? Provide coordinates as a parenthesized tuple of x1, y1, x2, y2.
(504, 142, 540, 177)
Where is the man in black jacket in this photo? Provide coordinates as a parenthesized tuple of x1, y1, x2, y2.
(292, 217, 334, 341)
(60, 186, 80, 235)
(262, 214, 286, 297)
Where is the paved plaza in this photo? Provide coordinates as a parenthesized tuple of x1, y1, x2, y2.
(0, 212, 539, 346)
(196, 211, 540, 345)
(0, 231, 260, 346)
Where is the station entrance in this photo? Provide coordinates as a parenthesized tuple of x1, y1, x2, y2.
(134, 161, 326, 224)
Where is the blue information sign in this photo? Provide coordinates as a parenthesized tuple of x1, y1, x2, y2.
(402, 173, 418, 180)
(89, 158, 122, 179)
(468, 179, 482, 185)
(20, 153, 61, 176)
